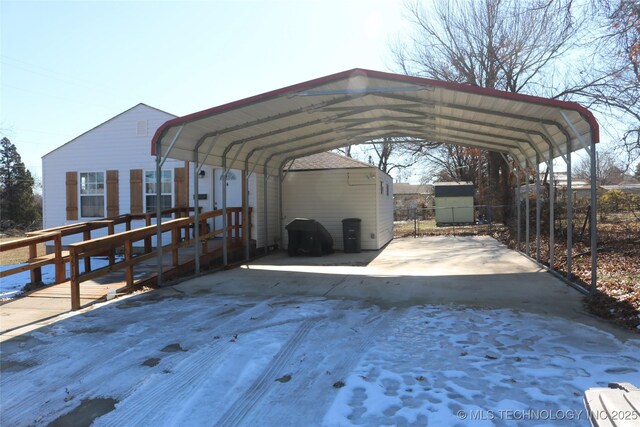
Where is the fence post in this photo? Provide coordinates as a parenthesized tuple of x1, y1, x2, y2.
(69, 247, 81, 310)
(451, 207, 455, 236)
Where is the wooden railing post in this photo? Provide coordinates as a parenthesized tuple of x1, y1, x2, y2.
(83, 229, 91, 273)
(234, 210, 240, 241)
(227, 210, 233, 241)
(124, 239, 134, 287)
(108, 221, 115, 265)
(126, 215, 132, 232)
(171, 227, 179, 267)
(144, 213, 152, 253)
(69, 247, 81, 310)
(29, 243, 42, 284)
(200, 217, 208, 254)
(54, 233, 65, 284)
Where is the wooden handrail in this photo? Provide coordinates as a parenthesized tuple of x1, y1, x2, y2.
(67, 207, 251, 310)
(0, 231, 60, 251)
(1, 206, 251, 310)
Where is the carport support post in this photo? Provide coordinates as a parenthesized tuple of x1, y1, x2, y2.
(548, 146, 555, 271)
(222, 156, 228, 266)
(515, 164, 521, 252)
(193, 148, 200, 274)
(155, 140, 163, 287)
(589, 139, 598, 295)
(278, 167, 284, 248)
(566, 139, 573, 280)
(525, 167, 530, 257)
(263, 165, 269, 255)
(243, 160, 250, 261)
(535, 154, 541, 262)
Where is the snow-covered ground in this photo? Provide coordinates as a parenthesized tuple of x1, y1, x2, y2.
(1, 290, 639, 426)
(0, 257, 118, 299)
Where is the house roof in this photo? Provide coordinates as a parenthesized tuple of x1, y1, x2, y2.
(152, 68, 599, 175)
(43, 103, 176, 158)
(393, 183, 433, 195)
(287, 151, 372, 171)
(434, 182, 475, 197)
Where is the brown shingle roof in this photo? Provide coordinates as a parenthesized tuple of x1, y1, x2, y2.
(287, 152, 373, 170)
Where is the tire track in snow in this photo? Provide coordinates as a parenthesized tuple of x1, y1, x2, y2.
(213, 318, 320, 427)
(1, 298, 274, 426)
(238, 308, 395, 426)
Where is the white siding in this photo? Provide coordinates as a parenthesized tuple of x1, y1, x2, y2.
(282, 168, 381, 251)
(254, 173, 279, 249)
(42, 104, 187, 247)
(376, 171, 394, 248)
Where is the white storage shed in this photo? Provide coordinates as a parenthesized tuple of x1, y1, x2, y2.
(282, 152, 393, 251)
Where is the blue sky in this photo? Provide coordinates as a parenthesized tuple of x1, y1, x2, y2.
(1, 0, 405, 180)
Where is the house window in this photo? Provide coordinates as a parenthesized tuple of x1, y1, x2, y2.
(386, 183, 389, 197)
(80, 172, 104, 217)
(145, 170, 172, 214)
(380, 181, 384, 194)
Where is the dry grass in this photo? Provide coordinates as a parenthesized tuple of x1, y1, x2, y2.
(0, 236, 46, 266)
(492, 213, 640, 331)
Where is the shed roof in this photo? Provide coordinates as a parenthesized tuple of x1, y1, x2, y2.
(152, 69, 598, 176)
(287, 151, 372, 171)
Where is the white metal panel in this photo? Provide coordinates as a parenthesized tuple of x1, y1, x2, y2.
(155, 69, 598, 177)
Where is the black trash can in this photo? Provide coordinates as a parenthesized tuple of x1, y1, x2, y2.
(342, 218, 361, 253)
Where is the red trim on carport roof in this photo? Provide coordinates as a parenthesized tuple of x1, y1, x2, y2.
(151, 68, 599, 155)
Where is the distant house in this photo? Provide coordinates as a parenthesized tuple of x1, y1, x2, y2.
(41, 106, 393, 252)
(393, 183, 434, 210)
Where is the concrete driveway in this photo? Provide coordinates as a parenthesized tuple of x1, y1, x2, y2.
(3, 236, 639, 426)
(178, 236, 631, 339)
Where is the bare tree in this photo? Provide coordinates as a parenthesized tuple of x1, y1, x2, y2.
(392, 0, 582, 218)
(554, 1, 640, 164)
(420, 145, 486, 185)
(573, 149, 626, 186)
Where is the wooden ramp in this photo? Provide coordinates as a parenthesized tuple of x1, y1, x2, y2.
(0, 239, 252, 341)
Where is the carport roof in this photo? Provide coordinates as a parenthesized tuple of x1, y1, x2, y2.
(152, 68, 598, 175)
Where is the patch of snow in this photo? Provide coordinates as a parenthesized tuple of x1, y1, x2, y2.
(1, 295, 639, 426)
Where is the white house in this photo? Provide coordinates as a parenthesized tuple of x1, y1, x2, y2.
(42, 104, 394, 252)
(42, 104, 249, 248)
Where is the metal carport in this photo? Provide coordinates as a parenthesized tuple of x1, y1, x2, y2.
(151, 68, 599, 294)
